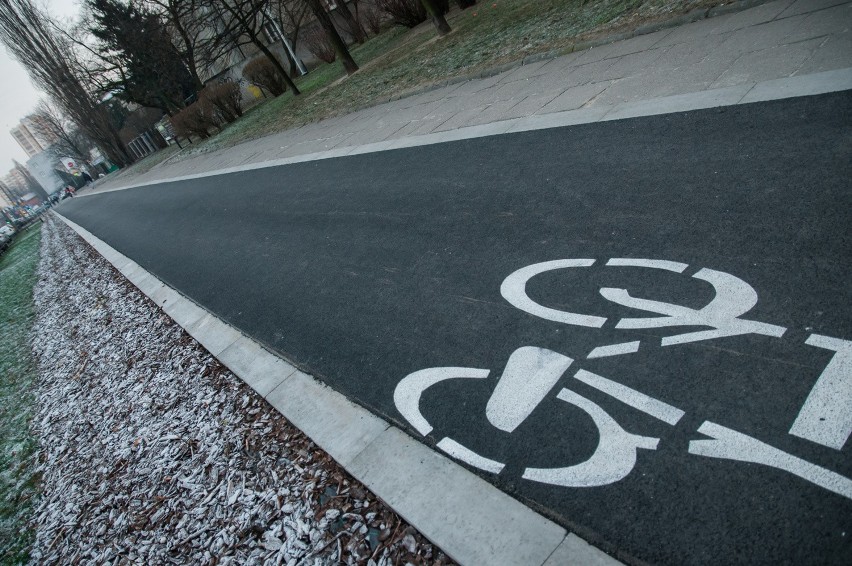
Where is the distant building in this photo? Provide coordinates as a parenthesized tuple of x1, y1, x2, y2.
(9, 114, 60, 158)
(27, 153, 64, 194)
(10, 123, 44, 158)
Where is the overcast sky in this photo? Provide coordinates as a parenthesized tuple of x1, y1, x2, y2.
(0, 0, 81, 174)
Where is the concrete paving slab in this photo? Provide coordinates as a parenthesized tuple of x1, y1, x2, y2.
(710, 37, 826, 88)
(559, 58, 620, 89)
(495, 75, 556, 99)
(265, 370, 389, 467)
(393, 113, 459, 137)
(217, 336, 297, 398)
(797, 2, 852, 40)
(712, 13, 814, 55)
(336, 125, 396, 148)
(817, 1, 852, 35)
(538, 81, 612, 113)
(779, 0, 850, 17)
(433, 105, 493, 132)
(347, 427, 570, 566)
(646, 11, 734, 46)
(447, 73, 505, 97)
(601, 47, 671, 80)
(543, 534, 621, 566)
(496, 60, 554, 84)
(712, 0, 797, 30)
(412, 82, 465, 104)
(572, 37, 633, 67)
(465, 91, 563, 127)
(576, 27, 674, 65)
(796, 30, 852, 74)
(532, 50, 584, 75)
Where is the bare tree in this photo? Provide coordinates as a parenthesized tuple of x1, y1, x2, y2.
(0, 0, 133, 167)
(31, 99, 96, 166)
(302, 0, 358, 74)
(141, 0, 246, 89)
(213, 0, 301, 95)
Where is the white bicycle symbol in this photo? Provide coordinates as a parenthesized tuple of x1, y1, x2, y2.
(394, 258, 852, 499)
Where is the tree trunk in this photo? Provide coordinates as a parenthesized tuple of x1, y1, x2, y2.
(456, 0, 476, 8)
(334, 0, 366, 44)
(420, 0, 451, 35)
(304, 0, 358, 75)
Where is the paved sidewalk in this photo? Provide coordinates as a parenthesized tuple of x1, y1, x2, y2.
(91, 0, 851, 193)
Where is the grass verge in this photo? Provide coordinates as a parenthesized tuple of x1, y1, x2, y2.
(0, 225, 42, 564)
(183, 0, 727, 156)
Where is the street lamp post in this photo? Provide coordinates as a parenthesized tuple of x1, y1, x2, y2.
(262, 7, 307, 76)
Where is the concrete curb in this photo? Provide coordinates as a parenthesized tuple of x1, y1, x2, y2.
(55, 213, 624, 566)
(84, 67, 852, 195)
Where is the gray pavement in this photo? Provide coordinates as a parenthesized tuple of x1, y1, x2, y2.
(88, 0, 852, 194)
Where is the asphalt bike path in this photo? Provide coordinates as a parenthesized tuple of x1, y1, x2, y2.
(59, 91, 852, 565)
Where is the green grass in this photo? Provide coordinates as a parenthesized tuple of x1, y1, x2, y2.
(170, 0, 726, 159)
(0, 226, 42, 565)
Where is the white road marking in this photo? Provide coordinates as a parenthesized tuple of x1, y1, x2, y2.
(394, 367, 490, 436)
(789, 334, 852, 450)
(486, 347, 573, 433)
(573, 370, 685, 425)
(587, 341, 641, 359)
(500, 259, 607, 328)
(437, 437, 506, 474)
(606, 258, 688, 273)
(605, 267, 786, 344)
(689, 421, 852, 500)
(522, 389, 659, 487)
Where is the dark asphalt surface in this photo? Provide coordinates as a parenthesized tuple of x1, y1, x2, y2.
(59, 91, 852, 565)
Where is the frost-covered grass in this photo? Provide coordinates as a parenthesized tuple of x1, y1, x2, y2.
(27, 217, 449, 564)
(186, 0, 726, 154)
(0, 225, 41, 564)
